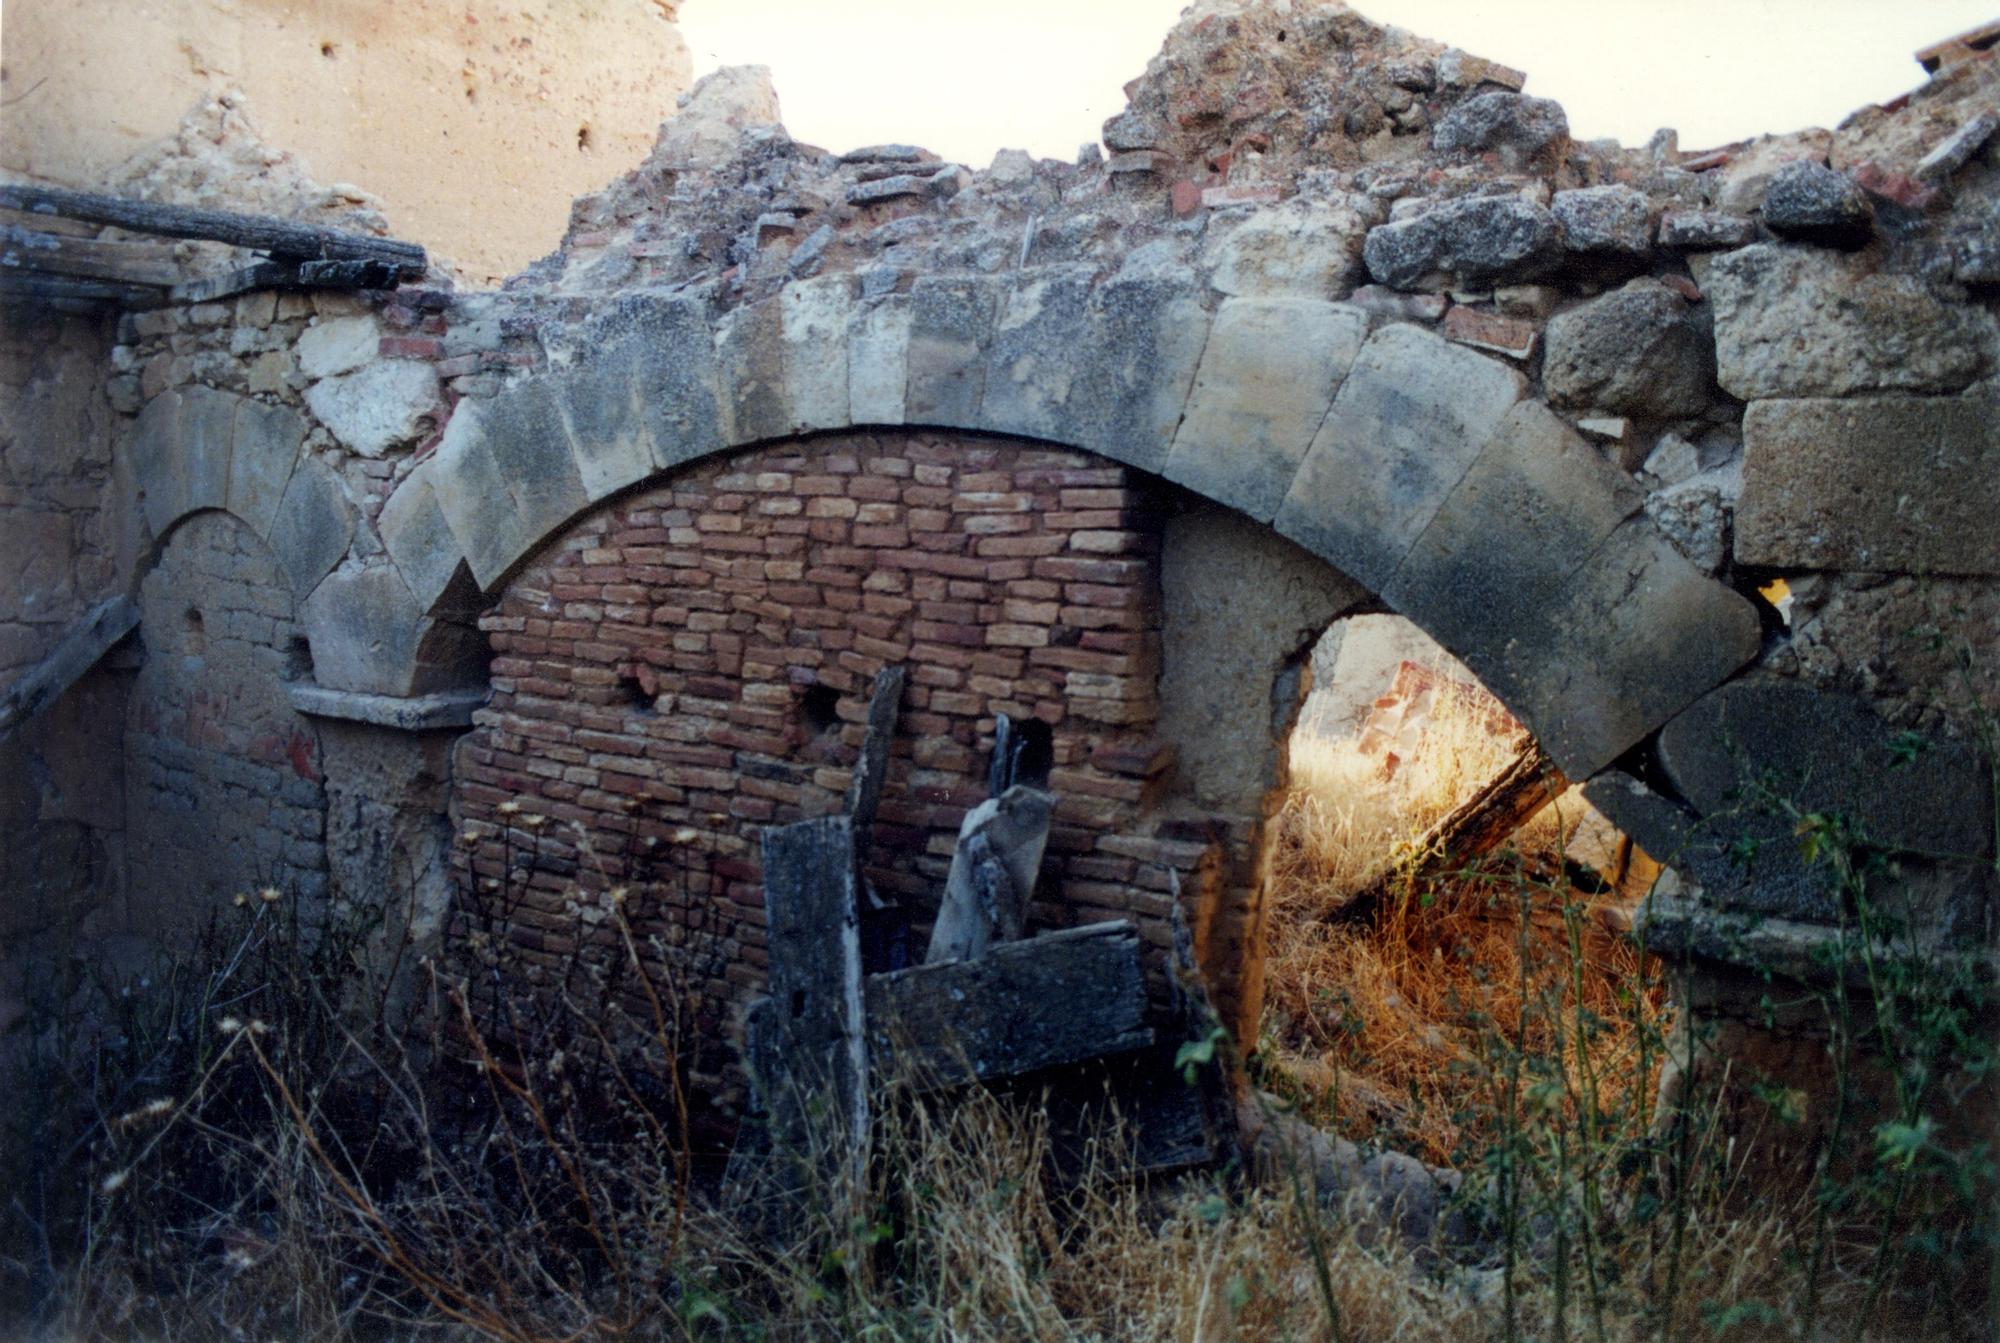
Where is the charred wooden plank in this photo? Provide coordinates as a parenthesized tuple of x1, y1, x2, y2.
(843, 664, 906, 858)
(752, 815, 868, 1170)
(169, 258, 406, 304)
(0, 272, 164, 308)
(0, 185, 426, 273)
(867, 919, 1153, 1085)
(1335, 739, 1570, 923)
(0, 224, 183, 286)
(0, 596, 139, 744)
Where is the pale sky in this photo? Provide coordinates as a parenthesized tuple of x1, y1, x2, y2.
(677, 1, 1998, 166)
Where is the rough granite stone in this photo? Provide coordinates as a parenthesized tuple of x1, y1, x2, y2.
(1363, 195, 1563, 290)
(1431, 92, 1569, 170)
(1543, 279, 1715, 418)
(1736, 391, 2000, 575)
(1760, 160, 1874, 248)
(1707, 244, 1993, 398)
(1276, 321, 1523, 588)
(1164, 296, 1367, 522)
(1551, 185, 1653, 256)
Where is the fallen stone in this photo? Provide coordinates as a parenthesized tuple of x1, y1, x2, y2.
(1710, 128, 1833, 212)
(1658, 210, 1757, 250)
(304, 360, 440, 458)
(1760, 160, 1874, 248)
(1707, 244, 1993, 398)
(848, 175, 931, 205)
(1644, 461, 1739, 572)
(1543, 279, 1714, 418)
(1641, 432, 1704, 485)
(1440, 305, 1538, 359)
(1363, 194, 1563, 289)
(1551, 184, 1653, 256)
(1914, 107, 1999, 182)
(839, 143, 934, 165)
(1432, 92, 1569, 171)
(1575, 416, 1628, 442)
(1436, 49, 1526, 92)
(1736, 391, 2000, 575)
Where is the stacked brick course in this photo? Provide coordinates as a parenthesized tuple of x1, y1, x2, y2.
(452, 430, 1229, 1106)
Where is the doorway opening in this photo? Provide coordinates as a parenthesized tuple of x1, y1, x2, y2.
(1260, 614, 1669, 1165)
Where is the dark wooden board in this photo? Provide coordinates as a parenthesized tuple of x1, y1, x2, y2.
(866, 919, 1154, 1085)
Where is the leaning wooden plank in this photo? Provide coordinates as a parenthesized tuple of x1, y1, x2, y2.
(1334, 740, 1569, 922)
(867, 919, 1153, 1086)
(0, 595, 139, 744)
(755, 815, 868, 1179)
(842, 664, 906, 858)
(1, 224, 183, 285)
(0, 185, 426, 273)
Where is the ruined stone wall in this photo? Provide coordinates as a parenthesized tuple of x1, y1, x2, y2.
(125, 511, 326, 929)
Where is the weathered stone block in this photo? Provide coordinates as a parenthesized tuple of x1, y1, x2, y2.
(1164, 297, 1366, 521)
(1736, 392, 2000, 574)
(713, 298, 788, 445)
(981, 262, 1209, 475)
(1657, 210, 1756, 250)
(267, 456, 356, 597)
(907, 275, 1004, 428)
(1706, 244, 1993, 398)
(1363, 195, 1564, 290)
(300, 562, 428, 696)
(304, 360, 440, 458)
(1543, 279, 1714, 418)
(377, 461, 469, 612)
(296, 314, 380, 380)
(1276, 321, 1522, 588)
(430, 393, 586, 588)
(226, 397, 305, 539)
(1386, 399, 1642, 667)
(1487, 517, 1762, 778)
(780, 273, 855, 433)
(129, 389, 186, 539)
(566, 291, 727, 470)
(848, 294, 912, 425)
(1201, 202, 1368, 297)
(180, 384, 238, 522)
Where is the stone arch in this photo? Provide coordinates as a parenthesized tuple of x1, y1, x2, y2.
(121, 382, 484, 699)
(124, 507, 330, 931)
(392, 269, 1762, 785)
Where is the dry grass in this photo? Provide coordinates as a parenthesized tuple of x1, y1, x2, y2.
(1263, 671, 1666, 1164)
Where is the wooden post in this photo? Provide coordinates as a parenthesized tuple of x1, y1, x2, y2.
(0, 596, 138, 745)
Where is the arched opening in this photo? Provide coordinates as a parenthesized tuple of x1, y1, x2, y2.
(1259, 611, 1668, 1163)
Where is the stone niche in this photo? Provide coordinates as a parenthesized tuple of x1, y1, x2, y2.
(448, 428, 1368, 1114)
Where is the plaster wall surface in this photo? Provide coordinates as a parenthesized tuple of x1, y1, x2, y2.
(0, 0, 693, 283)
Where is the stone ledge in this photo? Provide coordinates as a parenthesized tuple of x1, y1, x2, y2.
(286, 682, 486, 730)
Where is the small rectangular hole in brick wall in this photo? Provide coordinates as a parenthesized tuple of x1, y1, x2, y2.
(1259, 612, 1666, 1165)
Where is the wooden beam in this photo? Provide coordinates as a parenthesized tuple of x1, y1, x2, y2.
(1334, 739, 1570, 922)
(747, 815, 868, 1173)
(866, 919, 1154, 1086)
(0, 273, 163, 309)
(0, 184, 426, 273)
(0, 596, 139, 744)
(1, 224, 183, 286)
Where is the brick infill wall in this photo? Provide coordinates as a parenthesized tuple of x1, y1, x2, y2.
(451, 429, 1222, 1115)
